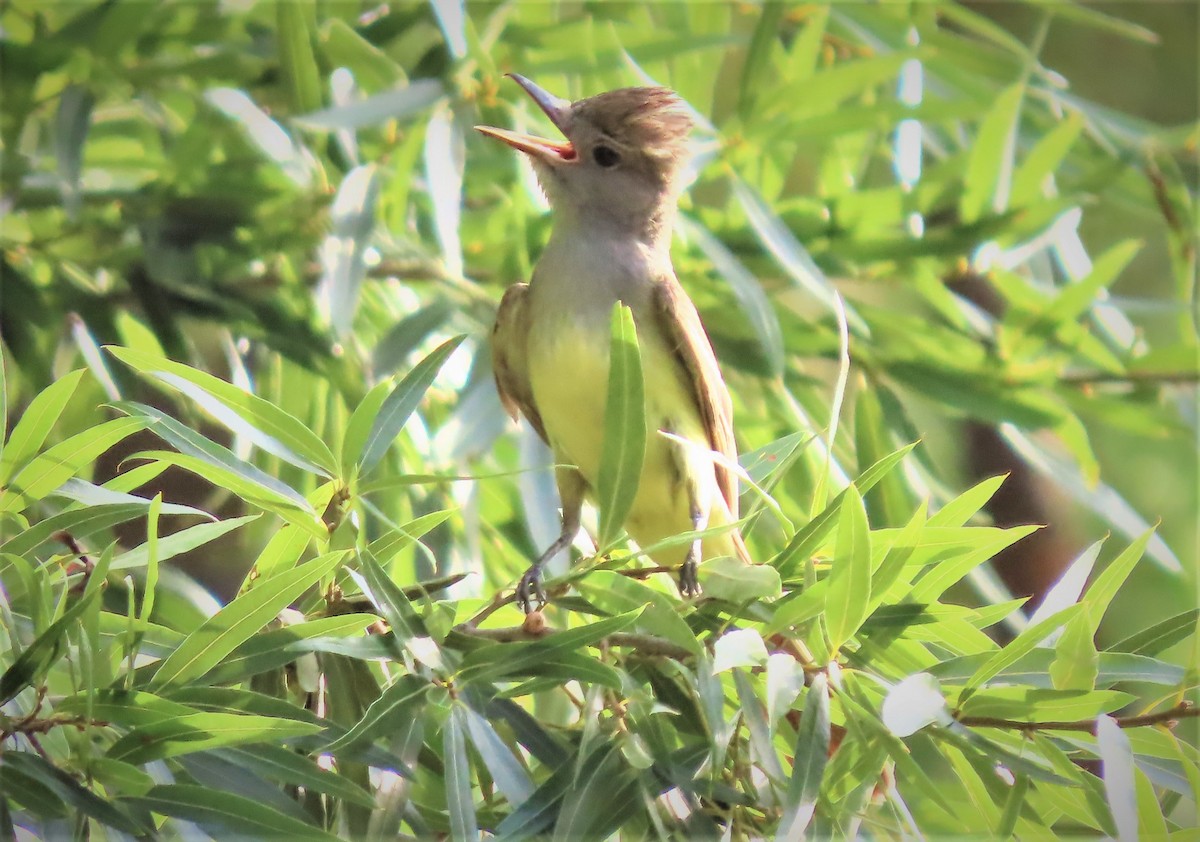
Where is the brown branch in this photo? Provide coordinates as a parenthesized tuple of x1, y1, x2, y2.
(1058, 369, 1199, 386)
(956, 700, 1197, 733)
(2, 713, 102, 743)
(454, 623, 696, 660)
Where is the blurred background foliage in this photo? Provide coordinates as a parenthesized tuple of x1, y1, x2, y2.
(0, 0, 1197, 838)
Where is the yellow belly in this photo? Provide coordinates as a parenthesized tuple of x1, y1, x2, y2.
(528, 327, 737, 565)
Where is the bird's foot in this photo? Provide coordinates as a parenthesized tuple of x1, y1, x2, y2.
(678, 557, 702, 598)
(516, 565, 546, 614)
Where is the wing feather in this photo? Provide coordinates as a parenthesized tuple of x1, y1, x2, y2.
(650, 274, 741, 522)
(491, 283, 549, 444)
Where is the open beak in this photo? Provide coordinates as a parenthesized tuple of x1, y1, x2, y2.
(475, 74, 577, 162)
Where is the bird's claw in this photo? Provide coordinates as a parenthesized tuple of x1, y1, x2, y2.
(678, 557, 702, 598)
(516, 565, 546, 614)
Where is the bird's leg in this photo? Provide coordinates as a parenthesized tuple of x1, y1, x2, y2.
(517, 467, 586, 613)
(679, 504, 705, 598)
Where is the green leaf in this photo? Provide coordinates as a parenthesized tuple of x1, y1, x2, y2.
(107, 345, 338, 477)
(552, 740, 639, 842)
(1010, 111, 1084, 207)
(276, 0, 322, 114)
(739, 2, 784, 119)
(773, 441, 917, 578)
(700, 555, 782, 602)
(341, 379, 391, 477)
(854, 383, 910, 527)
(733, 669, 785, 781)
(462, 704, 535, 806)
(325, 674, 429, 753)
(111, 515, 258, 571)
(1081, 527, 1156, 635)
(0, 417, 146, 513)
(780, 673, 829, 838)
(1112, 608, 1199, 656)
(824, 485, 871, 652)
(444, 704, 478, 842)
(596, 302, 647, 549)
(961, 83, 1024, 223)
(459, 610, 642, 686)
(356, 548, 422, 647)
(1050, 611, 1098, 691)
(113, 401, 312, 510)
(217, 745, 376, 808)
(358, 335, 466, 474)
(151, 552, 345, 688)
(1044, 240, 1141, 325)
(928, 474, 1006, 527)
(0, 750, 147, 833)
(200, 613, 377, 685)
(958, 688, 1133, 721)
(106, 712, 323, 764)
(0, 589, 100, 705)
(128, 784, 338, 840)
(964, 603, 1085, 694)
(0, 368, 85, 483)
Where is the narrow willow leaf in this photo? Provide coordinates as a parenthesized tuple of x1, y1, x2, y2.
(1010, 111, 1084, 207)
(356, 548, 422, 647)
(0, 417, 146, 513)
(1029, 539, 1104, 643)
(961, 83, 1024, 223)
(0, 752, 146, 834)
(928, 474, 1006, 527)
(552, 740, 639, 842)
(218, 745, 375, 808)
(424, 105, 465, 279)
(824, 485, 871, 652)
(1112, 608, 1199, 656)
(111, 515, 258, 572)
(1081, 527, 1155, 635)
(107, 712, 323, 764)
(113, 401, 310, 509)
(854, 383, 910, 527)
(1050, 612, 1098, 691)
(325, 674, 429, 753)
(151, 552, 345, 688)
(780, 673, 829, 838)
(733, 669, 785, 782)
(596, 302, 646, 549)
(108, 345, 338, 477)
(128, 784, 338, 840)
(773, 441, 917, 579)
(0, 589, 100, 705)
(276, 1, 321, 113)
(444, 705, 478, 841)
(738, 2, 784, 119)
(964, 603, 1085, 695)
(0, 369, 85, 484)
(463, 705, 535, 806)
(358, 335, 466, 474)
(1096, 715, 1137, 842)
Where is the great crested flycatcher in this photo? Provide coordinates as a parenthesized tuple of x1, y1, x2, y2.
(478, 75, 750, 612)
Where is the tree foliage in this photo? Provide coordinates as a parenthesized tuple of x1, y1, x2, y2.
(1, 1, 1196, 838)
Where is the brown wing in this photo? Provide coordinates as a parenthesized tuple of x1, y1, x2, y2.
(491, 283, 549, 444)
(651, 273, 741, 521)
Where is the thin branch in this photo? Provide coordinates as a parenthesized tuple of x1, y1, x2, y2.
(956, 700, 1197, 733)
(454, 623, 696, 660)
(1058, 369, 1199, 386)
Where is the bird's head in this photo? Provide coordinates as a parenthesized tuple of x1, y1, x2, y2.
(476, 75, 694, 237)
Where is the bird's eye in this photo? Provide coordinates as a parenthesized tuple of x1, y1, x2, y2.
(592, 145, 620, 168)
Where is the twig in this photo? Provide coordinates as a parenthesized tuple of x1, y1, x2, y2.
(1058, 369, 1199, 386)
(956, 700, 1197, 733)
(454, 623, 696, 660)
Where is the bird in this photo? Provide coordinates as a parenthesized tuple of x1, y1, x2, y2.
(477, 75, 751, 613)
